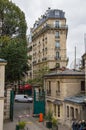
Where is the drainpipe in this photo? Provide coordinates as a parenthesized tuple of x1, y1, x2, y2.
(85, 59, 86, 95)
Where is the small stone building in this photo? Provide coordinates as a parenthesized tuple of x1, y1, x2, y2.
(44, 69, 86, 127)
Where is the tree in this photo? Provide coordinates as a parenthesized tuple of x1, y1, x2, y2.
(0, 0, 29, 83)
(0, 37, 29, 83)
(0, 0, 27, 38)
(27, 66, 49, 87)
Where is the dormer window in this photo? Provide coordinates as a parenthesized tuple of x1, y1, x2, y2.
(55, 11, 60, 16)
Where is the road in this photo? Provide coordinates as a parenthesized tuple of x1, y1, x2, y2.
(4, 102, 49, 130)
(4, 102, 70, 130)
(14, 102, 33, 119)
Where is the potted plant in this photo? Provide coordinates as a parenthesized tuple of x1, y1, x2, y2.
(18, 121, 26, 130)
(45, 110, 53, 128)
(52, 117, 58, 130)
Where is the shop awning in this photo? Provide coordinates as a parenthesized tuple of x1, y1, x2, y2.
(19, 84, 32, 90)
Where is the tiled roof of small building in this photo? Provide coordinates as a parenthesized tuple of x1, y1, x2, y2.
(64, 94, 86, 104)
(44, 69, 85, 77)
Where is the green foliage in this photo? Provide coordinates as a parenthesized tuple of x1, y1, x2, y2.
(52, 117, 58, 126)
(0, 0, 27, 38)
(18, 121, 26, 129)
(0, 37, 29, 82)
(0, 0, 28, 83)
(27, 66, 49, 87)
(45, 110, 53, 122)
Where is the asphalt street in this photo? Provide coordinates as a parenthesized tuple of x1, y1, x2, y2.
(4, 102, 49, 130)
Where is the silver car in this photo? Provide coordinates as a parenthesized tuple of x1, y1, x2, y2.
(15, 94, 33, 103)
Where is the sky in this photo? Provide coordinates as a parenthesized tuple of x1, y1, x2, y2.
(12, 0, 86, 68)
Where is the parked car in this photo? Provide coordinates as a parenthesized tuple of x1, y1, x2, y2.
(15, 94, 33, 103)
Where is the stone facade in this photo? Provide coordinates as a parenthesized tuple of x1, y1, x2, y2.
(28, 9, 68, 78)
(4, 88, 11, 120)
(44, 69, 86, 127)
(0, 59, 7, 130)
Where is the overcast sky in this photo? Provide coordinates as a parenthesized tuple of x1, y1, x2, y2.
(12, 0, 86, 67)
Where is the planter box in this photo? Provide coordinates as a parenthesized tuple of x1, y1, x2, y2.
(46, 122, 52, 128)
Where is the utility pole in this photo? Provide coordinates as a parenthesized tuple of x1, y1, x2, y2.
(74, 46, 76, 70)
(84, 33, 86, 53)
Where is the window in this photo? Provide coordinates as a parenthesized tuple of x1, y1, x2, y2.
(47, 81, 51, 96)
(75, 108, 78, 119)
(55, 21, 59, 28)
(24, 96, 27, 98)
(55, 11, 60, 16)
(56, 81, 60, 96)
(81, 81, 85, 91)
(54, 104, 56, 116)
(58, 105, 60, 117)
(67, 106, 69, 117)
(57, 81, 60, 92)
(49, 81, 51, 93)
(55, 41, 60, 48)
(82, 59, 85, 67)
(56, 52, 60, 59)
(55, 31, 59, 38)
(70, 107, 74, 119)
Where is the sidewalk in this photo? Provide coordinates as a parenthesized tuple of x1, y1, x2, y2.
(4, 116, 70, 130)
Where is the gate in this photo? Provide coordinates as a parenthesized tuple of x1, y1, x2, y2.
(33, 90, 45, 115)
(10, 89, 14, 121)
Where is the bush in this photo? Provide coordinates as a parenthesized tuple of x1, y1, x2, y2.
(18, 121, 26, 129)
(45, 110, 53, 122)
(52, 117, 58, 126)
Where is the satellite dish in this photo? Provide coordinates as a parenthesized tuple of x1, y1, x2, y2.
(70, 58, 82, 70)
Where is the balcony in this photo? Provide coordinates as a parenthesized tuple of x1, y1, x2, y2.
(55, 46, 60, 50)
(42, 57, 47, 61)
(32, 24, 68, 40)
(55, 56, 61, 60)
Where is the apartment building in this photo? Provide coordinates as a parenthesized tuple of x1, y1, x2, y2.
(44, 68, 86, 127)
(28, 8, 68, 78)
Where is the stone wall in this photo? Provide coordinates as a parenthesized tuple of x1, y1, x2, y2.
(4, 88, 11, 120)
